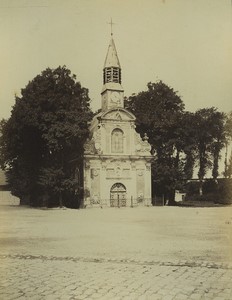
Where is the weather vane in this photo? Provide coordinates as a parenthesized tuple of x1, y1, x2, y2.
(108, 18, 115, 36)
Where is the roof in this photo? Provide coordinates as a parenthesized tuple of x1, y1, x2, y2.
(100, 108, 136, 121)
(103, 38, 121, 68)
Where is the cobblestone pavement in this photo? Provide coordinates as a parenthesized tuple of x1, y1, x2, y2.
(1, 254, 232, 300)
(0, 203, 232, 299)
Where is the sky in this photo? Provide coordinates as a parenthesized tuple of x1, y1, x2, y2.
(0, 0, 231, 121)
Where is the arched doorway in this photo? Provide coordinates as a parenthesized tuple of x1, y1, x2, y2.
(110, 183, 126, 207)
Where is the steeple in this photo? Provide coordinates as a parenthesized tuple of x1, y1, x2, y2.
(104, 38, 121, 70)
(101, 35, 124, 110)
(103, 37, 122, 86)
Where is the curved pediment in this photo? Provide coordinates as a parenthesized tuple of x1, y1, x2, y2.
(100, 108, 136, 122)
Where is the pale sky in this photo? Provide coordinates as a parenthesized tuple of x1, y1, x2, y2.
(0, 0, 232, 121)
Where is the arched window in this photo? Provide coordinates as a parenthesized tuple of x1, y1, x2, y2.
(111, 129, 124, 153)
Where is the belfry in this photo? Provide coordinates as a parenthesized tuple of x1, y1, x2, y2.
(83, 32, 152, 207)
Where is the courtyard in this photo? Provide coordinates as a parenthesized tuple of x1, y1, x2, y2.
(0, 198, 232, 299)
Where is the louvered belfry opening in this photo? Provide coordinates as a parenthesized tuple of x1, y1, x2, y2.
(103, 67, 121, 84)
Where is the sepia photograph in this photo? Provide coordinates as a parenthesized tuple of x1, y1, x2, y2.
(0, 0, 232, 299)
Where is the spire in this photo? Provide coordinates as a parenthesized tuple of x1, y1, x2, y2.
(101, 23, 124, 100)
(103, 37, 122, 86)
(103, 37, 121, 69)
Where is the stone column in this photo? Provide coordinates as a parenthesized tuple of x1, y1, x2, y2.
(130, 161, 137, 206)
(145, 162, 152, 206)
(83, 160, 91, 207)
(100, 161, 108, 207)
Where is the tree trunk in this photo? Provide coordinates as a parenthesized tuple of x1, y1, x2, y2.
(212, 151, 219, 180)
(199, 179, 203, 196)
(224, 142, 228, 178)
(42, 193, 48, 207)
(59, 191, 63, 208)
(168, 190, 176, 206)
(20, 194, 30, 205)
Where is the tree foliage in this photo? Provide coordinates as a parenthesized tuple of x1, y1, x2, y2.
(193, 108, 226, 194)
(126, 81, 189, 204)
(225, 111, 232, 141)
(224, 112, 232, 178)
(226, 153, 232, 179)
(126, 81, 228, 204)
(0, 66, 93, 207)
(195, 109, 222, 180)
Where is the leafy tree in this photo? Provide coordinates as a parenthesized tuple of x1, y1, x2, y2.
(193, 108, 226, 194)
(226, 152, 232, 179)
(126, 81, 188, 205)
(0, 66, 92, 207)
(224, 112, 232, 178)
(126, 81, 184, 153)
(210, 111, 226, 180)
(126, 82, 228, 203)
(225, 111, 232, 139)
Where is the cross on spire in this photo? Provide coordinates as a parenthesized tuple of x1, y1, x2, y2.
(108, 18, 115, 36)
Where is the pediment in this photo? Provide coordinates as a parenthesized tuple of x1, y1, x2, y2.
(100, 108, 136, 121)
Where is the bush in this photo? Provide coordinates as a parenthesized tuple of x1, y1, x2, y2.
(215, 178, 232, 204)
(185, 181, 200, 197)
(184, 178, 232, 204)
(202, 179, 218, 194)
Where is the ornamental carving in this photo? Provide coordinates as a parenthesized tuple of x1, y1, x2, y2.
(137, 192, 144, 203)
(130, 123, 136, 129)
(85, 161, 91, 169)
(135, 133, 151, 154)
(91, 194, 100, 204)
(84, 138, 96, 154)
(91, 169, 99, 177)
(146, 164, 151, 171)
(137, 169, 143, 176)
(115, 166, 122, 177)
(131, 162, 136, 171)
(92, 129, 102, 154)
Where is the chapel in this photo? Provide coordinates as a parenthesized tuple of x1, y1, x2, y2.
(83, 34, 152, 207)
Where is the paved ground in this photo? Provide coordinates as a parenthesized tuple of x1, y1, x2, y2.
(0, 200, 232, 299)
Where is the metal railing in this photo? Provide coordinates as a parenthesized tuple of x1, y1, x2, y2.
(87, 197, 154, 208)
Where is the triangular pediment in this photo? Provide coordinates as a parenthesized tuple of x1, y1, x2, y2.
(100, 108, 136, 121)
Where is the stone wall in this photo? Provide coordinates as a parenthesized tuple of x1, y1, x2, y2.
(0, 191, 20, 206)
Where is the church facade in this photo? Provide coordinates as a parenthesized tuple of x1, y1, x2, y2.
(83, 36, 152, 207)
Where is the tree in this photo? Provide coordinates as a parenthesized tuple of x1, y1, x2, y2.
(126, 81, 228, 203)
(126, 81, 188, 205)
(224, 112, 232, 178)
(226, 152, 232, 179)
(0, 66, 93, 207)
(210, 111, 226, 180)
(126, 81, 184, 153)
(176, 112, 197, 180)
(193, 108, 226, 195)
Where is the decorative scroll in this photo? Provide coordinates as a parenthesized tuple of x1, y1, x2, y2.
(84, 128, 102, 155)
(84, 138, 96, 154)
(135, 133, 151, 154)
(93, 129, 102, 154)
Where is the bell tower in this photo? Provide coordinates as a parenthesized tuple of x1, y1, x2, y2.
(101, 27, 124, 111)
(83, 22, 152, 208)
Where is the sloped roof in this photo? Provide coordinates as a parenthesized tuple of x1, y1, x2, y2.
(100, 108, 136, 121)
(103, 38, 121, 68)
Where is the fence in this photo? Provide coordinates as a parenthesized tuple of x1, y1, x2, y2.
(88, 197, 159, 208)
(0, 192, 165, 208)
(152, 195, 165, 206)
